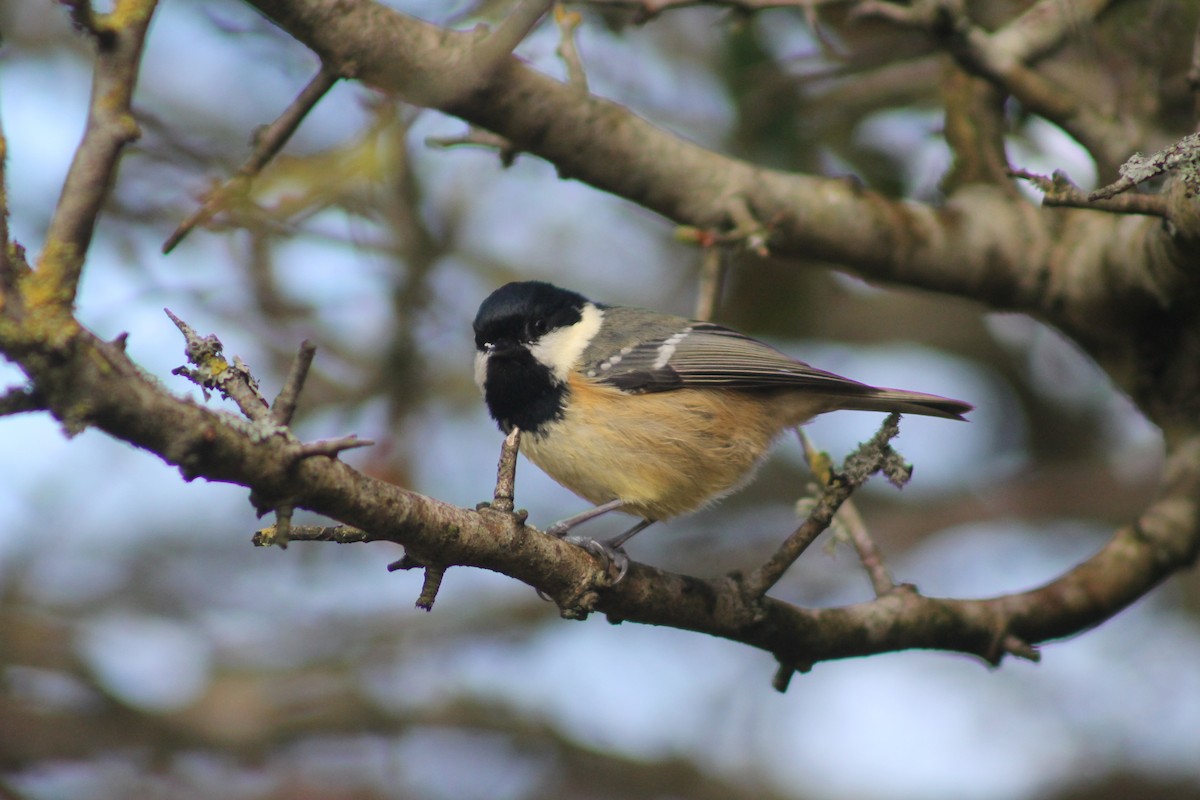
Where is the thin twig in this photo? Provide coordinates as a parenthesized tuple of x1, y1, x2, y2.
(162, 66, 340, 253)
(554, 4, 588, 91)
(414, 565, 447, 611)
(271, 503, 294, 548)
(1189, 15, 1200, 93)
(1009, 168, 1170, 218)
(797, 429, 895, 596)
(271, 340, 317, 426)
(858, 0, 1134, 175)
(0, 385, 46, 416)
(254, 524, 373, 545)
(578, 0, 833, 24)
(426, 127, 519, 166)
(742, 414, 907, 598)
(693, 246, 728, 322)
(493, 427, 521, 513)
(61, 0, 101, 37)
(474, 0, 556, 72)
(165, 308, 270, 420)
(0, 122, 15, 298)
(295, 435, 375, 460)
(386, 553, 449, 610)
(1088, 133, 1200, 200)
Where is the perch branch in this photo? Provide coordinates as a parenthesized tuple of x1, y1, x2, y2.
(3, 309, 1198, 685)
(493, 427, 522, 513)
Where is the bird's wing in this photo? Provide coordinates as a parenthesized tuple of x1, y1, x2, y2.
(589, 322, 871, 394)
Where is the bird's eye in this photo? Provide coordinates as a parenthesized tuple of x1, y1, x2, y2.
(530, 318, 549, 337)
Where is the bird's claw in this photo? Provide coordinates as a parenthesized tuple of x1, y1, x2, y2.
(565, 535, 630, 583)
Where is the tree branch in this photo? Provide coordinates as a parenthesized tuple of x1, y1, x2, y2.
(2, 283, 1197, 686)
(3, 0, 1199, 697)
(238, 0, 1200, 367)
(1010, 168, 1170, 218)
(858, 0, 1134, 175)
(162, 66, 341, 254)
(742, 414, 907, 598)
(32, 0, 156, 310)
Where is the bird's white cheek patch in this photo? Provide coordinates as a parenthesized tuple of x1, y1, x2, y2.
(474, 350, 489, 394)
(530, 304, 604, 381)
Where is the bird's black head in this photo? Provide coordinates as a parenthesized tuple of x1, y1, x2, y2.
(473, 281, 593, 434)
(472, 281, 589, 352)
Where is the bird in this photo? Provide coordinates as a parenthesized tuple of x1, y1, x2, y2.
(473, 280, 970, 565)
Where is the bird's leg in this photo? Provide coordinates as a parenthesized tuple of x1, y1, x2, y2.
(569, 519, 655, 584)
(544, 498, 626, 537)
(545, 501, 655, 583)
(606, 518, 654, 550)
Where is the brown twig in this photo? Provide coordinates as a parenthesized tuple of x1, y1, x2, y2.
(1088, 133, 1200, 201)
(271, 340, 317, 426)
(34, 0, 156, 309)
(577, 0, 831, 24)
(162, 66, 340, 254)
(693, 246, 728, 322)
(493, 427, 521, 513)
(296, 436, 375, 460)
(60, 0, 101, 37)
(797, 429, 895, 597)
(165, 310, 372, 458)
(165, 308, 270, 420)
(254, 523, 373, 545)
(857, 0, 1133, 176)
(554, 4, 588, 91)
(271, 503, 294, 548)
(426, 128, 520, 166)
(414, 564, 447, 611)
(472, 0, 557, 82)
(1009, 168, 1170, 218)
(0, 124, 16, 299)
(8, 302, 1200, 676)
(0, 385, 46, 416)
(741, 414, 907, 598)
(1189, 15, 1200, 94)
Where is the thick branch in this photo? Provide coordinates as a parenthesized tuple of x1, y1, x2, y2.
(239, 0, 1200, 362)
(859, 0, 1134, 174)
(4, 318, 1197, 682)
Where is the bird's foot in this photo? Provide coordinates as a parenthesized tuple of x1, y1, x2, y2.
(564, 535, 630, 583)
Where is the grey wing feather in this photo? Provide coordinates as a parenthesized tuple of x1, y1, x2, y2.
(583, 314, 971, 419)
(596, 322, 872, 394)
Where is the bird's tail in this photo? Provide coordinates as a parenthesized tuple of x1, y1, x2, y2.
(834, 387, 972, 421)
